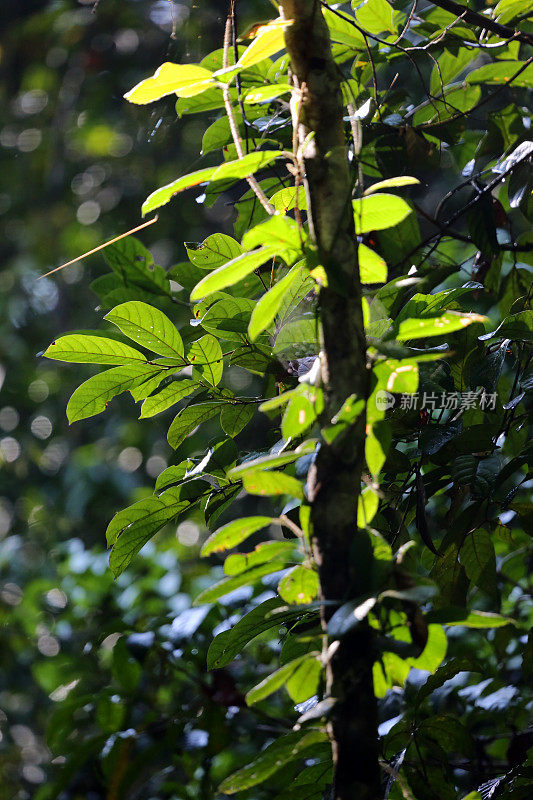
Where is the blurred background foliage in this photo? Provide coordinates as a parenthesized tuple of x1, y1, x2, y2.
(0, 1, 275, 797)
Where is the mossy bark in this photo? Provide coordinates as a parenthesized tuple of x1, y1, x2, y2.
(280, 2, 380, 799)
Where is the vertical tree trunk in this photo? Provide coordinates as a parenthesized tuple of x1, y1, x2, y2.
(280, 3, 380, 799)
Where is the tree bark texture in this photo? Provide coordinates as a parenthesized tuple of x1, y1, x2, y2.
(280, 2, 380, 799)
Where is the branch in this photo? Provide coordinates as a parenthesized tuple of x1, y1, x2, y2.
(222, 10, 275, 216)
(428, 0, 533, 45)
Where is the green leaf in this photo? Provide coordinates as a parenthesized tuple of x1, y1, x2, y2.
(353, 194, 412, 234)
(43, 334, 146, 365)
(358, 244, 387, 284)
(201, 516, 274, 556)
(211, 150, 285, 182)
(207, 597, 309, 669)
(188, 334, 223, 386)
(245, 654, 316, 705)
(408, 624, 447, 673)
(479, 310, 533, 342)
(142, 166, 218, 215)
(269, 186, 308, 213)
(244, 83, 291, 103)
(274, 318, 319, 358)
(237, 20, 288, 68)
(194, 561, 289, 605)
(220, 403, 255, 436)
(430, 49, 473, 96)
(354, 0, 395, 34)
(397, 312, 487, 341)
(365, 421, 391, 477)
(66, 364, 161, 423)
(323, 7, 366, 48)
(466, 61, 533, 88)
(154, 462, 191, 492)
(139, 380, 198, 418)
(460, 529, 498, 596)
(227, 442, 316, 478)
(107, 485, 197, 577)
(186, 233, 243, 269)
(224, 541, 296, 576)
(248, 265, 304, 341)
(167, 401, 225, 449)
(278, 565, 319, 604)
(190, 247, 277, 301)
(104, 301, 185, 359)
(124, 62, 214, 104)
(243, 470, 304, 499)
(357, 486, 379, 527)
(286, 656, 322, 703)
(282, 395, 317, 439)
(364, 176, 420, 195)
(129, 369, 168, 402)
(199, 297, 256, 342)
(218, 730, 327, 794)
(426, 608, 515, 628)
(242, 215, 302, 261)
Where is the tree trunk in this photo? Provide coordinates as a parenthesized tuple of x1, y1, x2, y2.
(280, 3, 380, 799)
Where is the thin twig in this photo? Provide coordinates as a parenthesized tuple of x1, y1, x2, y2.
(37, 216, 159, 280)
(222, 9, 275, 215)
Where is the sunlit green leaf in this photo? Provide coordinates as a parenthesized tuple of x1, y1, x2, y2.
(397, 312, 487, 341)
(186, 233, 243, 269)
(243, 470, 303, 499)
(105, 301, 185, 358)
(66, 364, 161, 423)
(218, 729, 327, 794)
(353, 194, 412, 234)
(201, 516, 274, 556)
(220, 403, 255, 436)
(167, 401, 225, 448)
(190, 247, 277, 301)
(139, 379, 198, 418)
(142, 166, 218, 215)
(125, 62, 214, 104)
(357, 486, 379, 527)
(248, 265, 303, 341)
(466, 61, 533, 87)
(43, 334, 146, 365)
(358, 244, 387, 284)
(188, 334, 223, 386)
(278, 565, 318, 604)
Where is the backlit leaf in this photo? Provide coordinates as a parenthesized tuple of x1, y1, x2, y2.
(167, 401, 225, 449)
(125, 62, 214, 104)
(186, 233, 243, 269)
(218, 730, 327, 794)
(201, 516, 274, 556)
(66, 364, 161, 423)
(353, 194, 412, 233)
(107, 486, 195, 577)
(190, 247, 277, 301)
(278, 565, 318, 604)
(105, 301, 185, 359)
(243, 470, 304, 499)
(43, 334, 146, 365)
(207, 597, 308, 669)
(142, 166, 218, 215)
(139, 379, 198, 418)
(238, 20, 290, 68)
(188, 334, 223, 386)
(220, 403, 255, 436)
(397, 312, 486, 341)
